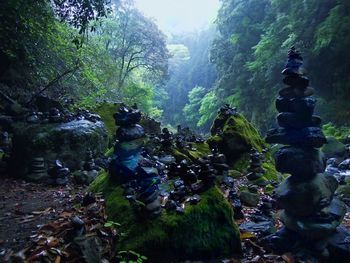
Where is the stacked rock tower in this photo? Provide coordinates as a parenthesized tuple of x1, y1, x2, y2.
(110, 105, 161, 217)
(266, 47, 346, 254)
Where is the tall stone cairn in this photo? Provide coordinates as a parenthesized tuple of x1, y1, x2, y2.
(265, 47, 346, 253)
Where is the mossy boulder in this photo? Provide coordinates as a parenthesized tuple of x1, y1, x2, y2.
(171, 142, 212, 163)
(321, 136, 347, 159)
(90, 172, 241, 262)
(207, 114, 265, 164)
(10, 120, 108, 178)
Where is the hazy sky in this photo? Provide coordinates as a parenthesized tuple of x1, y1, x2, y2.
(134, 0, 220, 34)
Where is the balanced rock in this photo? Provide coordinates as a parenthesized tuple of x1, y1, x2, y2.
(274, 146, 324, 177)
(275, 174, 338, 217)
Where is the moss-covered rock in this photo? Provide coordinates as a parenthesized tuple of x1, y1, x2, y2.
(172, 142, 212, 163)
(10, 120, 108, 178)
(336, 185, 350, 198)
(207, 114, 265, 164)
(90, 172, 241, 262)
(92, 102, 162, 139)
(321, 136, 347, 159)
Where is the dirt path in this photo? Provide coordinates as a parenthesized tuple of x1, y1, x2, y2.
(0, 176, 85, 258)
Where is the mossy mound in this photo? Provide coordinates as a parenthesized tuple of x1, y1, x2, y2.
(171, 142, 212, 162)
(207, 114, 265, 163)
(229, 152, 279, 182)
(90, 172, 241, 262)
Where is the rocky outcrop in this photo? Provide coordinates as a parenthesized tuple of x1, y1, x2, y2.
(10, 120, 108, 180)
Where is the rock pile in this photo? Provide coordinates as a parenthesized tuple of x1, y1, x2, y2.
(109, 105, 161, 217)
(247, 148, 265, 181)
(265, 47, 346, 256)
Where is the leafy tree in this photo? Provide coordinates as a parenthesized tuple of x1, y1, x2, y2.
(52, 0, 115, 45)
(96, 2, 169, 89)
(183, 86, 207, 129)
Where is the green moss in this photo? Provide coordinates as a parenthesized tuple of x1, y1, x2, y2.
(229, 170, 243, 179)
(171, 148, 191, 162)
(265, 184, 275, 195)
(186, 142, 211, 160)
(262, 161, 278, 180)
(223, 114, 265, 152)
(231, 153, 249, 172)
(91, 173, 241, 262)
(207, 114, 266, 164)
(91, 102, 122, 137)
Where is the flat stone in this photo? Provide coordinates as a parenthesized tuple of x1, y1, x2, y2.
(116, 124, 145, 142)
(159, 155, 176, 164)
(277, 113, 321, 129)
(265, 127, 327, 148)
(239, 220, 275, 235)
(274, 146, 324, 177)
(283, 75, 309, 87)
(279, 86, 315, 98)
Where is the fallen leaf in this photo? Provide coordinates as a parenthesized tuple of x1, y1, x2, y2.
(282, 252, 295, 263)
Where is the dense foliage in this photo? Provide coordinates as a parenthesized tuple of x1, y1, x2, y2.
(163, 28, 217, 131)
(1, 0, 350, 132)
(0, 0, 167, 118)
(208, 0, 350, 131)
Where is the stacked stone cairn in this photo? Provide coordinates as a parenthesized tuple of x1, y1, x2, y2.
(48, 160, 70, 185)
(247, 148, 265, 182)
(265, 47, 346, 255)
(27, 157, 47, 182)
(110, 105, 161, 217)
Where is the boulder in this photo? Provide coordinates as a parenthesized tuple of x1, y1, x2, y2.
(10, 120, 108, 178)
(321, 137, 347, 159)
(89, 172, 241, 262)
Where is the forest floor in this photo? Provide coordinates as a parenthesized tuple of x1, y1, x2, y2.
(0, 176, 86, 260)
(1, 175, 350, 263)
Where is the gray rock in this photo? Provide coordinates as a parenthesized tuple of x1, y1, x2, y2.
(339, 159, 350, 170)
(239, 220, 275, 235)
(10, 120, 108, 178)
(280, 198, 346, 239)
(322, 137, 347, 159)
(73, 236, 102, 263)
(275, 174, 338, 217)
(274, 146, 324, 177)
(327, 225, 350, 262)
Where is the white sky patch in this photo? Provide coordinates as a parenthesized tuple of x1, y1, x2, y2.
(134, 0, 220, 34)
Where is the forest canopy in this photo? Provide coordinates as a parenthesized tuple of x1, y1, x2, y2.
(0, 0, 349, 132)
